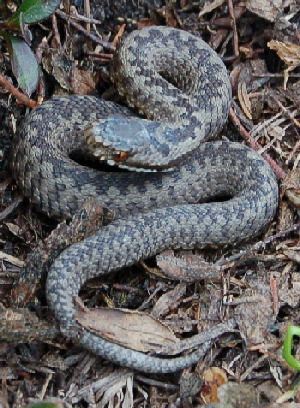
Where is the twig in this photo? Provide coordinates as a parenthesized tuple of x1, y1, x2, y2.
(252, 73, 300, 78)
(60, 11, 102, 25)
(135, 375, 179, 391)
(220, 221, 300, 268)
(229, 106, 287, 179)
(55, 9, 112, 50)
(227, 0, 239, 57)
(84, 0, 92, 51)
(0, 196, 24, 220)
(0, 74, 37, 108)
(110, 24, 126, 49)
(52, 13, 62, 49)
(270, 272, 279, 315)
(86, 51, 113, 61)
(270, 95, 300, 131)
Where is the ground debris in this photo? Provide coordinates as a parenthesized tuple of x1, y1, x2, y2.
(1, 0, 300, 406)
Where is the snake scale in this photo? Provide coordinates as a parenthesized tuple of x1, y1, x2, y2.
(10, 27, 278, 373)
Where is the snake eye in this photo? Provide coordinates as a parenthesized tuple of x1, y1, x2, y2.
(113, 151, 127, 162)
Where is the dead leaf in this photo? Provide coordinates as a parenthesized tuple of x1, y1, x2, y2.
(283, 169, 300, 209)
(277, 200, 294, 232)
(283, 248, 300, 264)
(198, 0, 226, 18)
(110, 24, 126, 48)
(76, 369, 133, 407)
(237, 82, 252, 120)
(5, 222, 21, 237)
(275, 270, 300, 308)
(217, 382, 256, 407)
(0, 178, 12, 192)
(137, 19, 158, 30)
(0, 250, 24, 267)
(152, 281, 186, 318)
(71, 69, 97, 95)
(267, 40, 300, 89)
(76, 307, 179, 353)
(42, 49, 97, 94)
(202, 367, 228, 403)
(246, 0, 283, 22)
(234, 283, 276, 345)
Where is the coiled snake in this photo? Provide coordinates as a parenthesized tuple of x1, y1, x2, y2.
(10, 27, 278, 373)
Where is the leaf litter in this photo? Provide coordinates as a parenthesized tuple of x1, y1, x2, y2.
(1, 0, 300, 406)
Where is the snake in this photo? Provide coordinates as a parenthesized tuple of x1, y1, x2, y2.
(10, 26, 278, 373)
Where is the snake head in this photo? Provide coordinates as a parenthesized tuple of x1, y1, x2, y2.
(85, 115, 175, 172)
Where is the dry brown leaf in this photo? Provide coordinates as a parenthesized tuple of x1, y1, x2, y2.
(283, 248, 300, 264)
(152, 281, 186, 318)
(4, 222, 21, 237)
(95, 371, 133, 408)
(234, 285, 276, 345)
(246, 0, 283, 22)
(274, 270, 300, 308)
(217, 382, 256, 407)
(111, 24, 126, 48)
(198, 0, 226, 18)
(75, 369, 134, 407)
(42, 50, 97, 94)
(0, 178, 12, 193)
(237, 82, 252, 120)
(76, 307, 179, 353)
(267, 40, 300, 89)
(277, 200, 294, 232)
(71, 69, 97, 95)
(268, 124, 286, 141)
(255, 380, 285, 404)
(283, 168, 300, 209)
(0, 250, 24, 267)
(202, 367, 227, 403)
(137, 19, 158, 29)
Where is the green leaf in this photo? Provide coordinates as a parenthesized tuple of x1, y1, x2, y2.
(3, 12, 33, 42)
(3, 32, 39, 95)
(9, 0, 61, 26)
(283, 325, 300, 371)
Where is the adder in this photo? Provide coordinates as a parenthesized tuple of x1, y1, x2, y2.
(10, 26, 278, 373)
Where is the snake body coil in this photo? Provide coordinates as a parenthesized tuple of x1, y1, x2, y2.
(10, 27, 278, 373)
